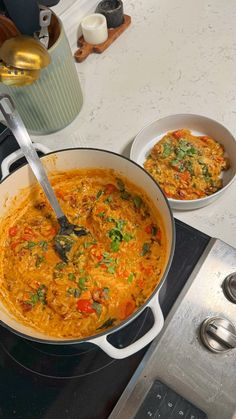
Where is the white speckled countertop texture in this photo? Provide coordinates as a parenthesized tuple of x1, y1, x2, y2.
(32, 0, 236, 247)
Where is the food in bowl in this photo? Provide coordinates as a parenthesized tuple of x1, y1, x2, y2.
(144, 129, 230, 200)
(0, 168, 167, 339)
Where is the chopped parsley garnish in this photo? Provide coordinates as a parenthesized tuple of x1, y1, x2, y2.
(104, 195, 113, 204)
(162, 142, 172, 157)
(133, 196, 143, 209)
(141, 242, 151, 256)
(37, 285, 47, 304)
(83, 240, 97, 248)
(35, 255, 45, 268)
(92, 302, 102, 317)
(27, 284, 47, 306)
(151, 226, 158, 236)
(120, 191, 131, 200)
(111, 240, 120, 252)
(201, 163, 212, 178)
(55, 262, 67, 270)
(97, 317, 116, 330)
(123, 232, 133, 242)
(96, 253, 116, 272)
(108, 220, 133, 252)
(175, 140, 197, 157)
(103, 287, 109, 299)
(170, 159, 185, 172)
(175, 149, 186, 160)
(107, 265, 116, 274)
(25, 241, 49, 251)
(106, 216, 115, 223)
(98, 212, 105, 218)
(39, 240, 48, 251)
(116, 178, 125, 191)
(29, 294, 39, 306)
(25, 241, 36, 249)
(109, 228, 123, 252)
(109, 228, 123, 242)
(170, 159, 179, 167)
(184, 160, 194, 175)
(67, 287, 81, 298)
(116, 219, 126, 230)
(179, 140, 194, 152)
(78, 277, 88, 290)
(96, 190, 104, 199)
(102, 252, 115, 264)
(128, 273, 135, 283)
(53, 271, 63, 279)
(68, 272, 76, 281)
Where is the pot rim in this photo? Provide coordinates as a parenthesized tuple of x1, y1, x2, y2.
(0, 147, 176, 344)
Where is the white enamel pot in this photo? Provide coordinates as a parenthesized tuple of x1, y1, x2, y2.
(0, 147, 175, 359)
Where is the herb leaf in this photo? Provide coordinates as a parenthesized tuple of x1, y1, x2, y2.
(96, 190, 103, 199)
(162, 142, 172, 157)
(25, 241, 36, 249)
(27, 284, 47, 306)
(83, 240, 97, 248)
(35, 255, 45, 268)
(98, 212, 105, 218)
(39, 241, 48, 251)
(107, 265, 116, 274)
(68, 272, 76, 281)
(55, 262, 67, 270)
(78, 277, 88, 290)
(104, 196, 112, 204)
(103, 287, 109, 299)
(37, 284, 47, 304)
(92, 302, 102, 317)
(111, 240, 120, 252)
(133, 196, 143, 209)
(116, 178, 125, 191)
(141, 243, 151, 256)
(67, 287, 81, 298)
(97, 317, 117, 330)
(128, 273, 134, 283)
(121, 191, 131, 200)
(151, 226, 158, 236)
(123, 232, 133, 242)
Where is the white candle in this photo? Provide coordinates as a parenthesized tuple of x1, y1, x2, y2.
(81, 13, 108, 45)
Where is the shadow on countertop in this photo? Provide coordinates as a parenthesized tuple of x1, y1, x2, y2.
(121, 138, 134, 158)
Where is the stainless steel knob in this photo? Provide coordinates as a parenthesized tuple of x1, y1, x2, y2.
(200, 316, 236, 353)
(223, 273, 236, 303)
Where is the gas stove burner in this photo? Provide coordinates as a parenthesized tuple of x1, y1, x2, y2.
(0, 308, 151, 379)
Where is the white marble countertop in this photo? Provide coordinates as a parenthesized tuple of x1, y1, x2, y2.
(32, 0, 236, 248)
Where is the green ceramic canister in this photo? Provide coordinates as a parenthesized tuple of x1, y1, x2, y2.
(0, 15, 83, 135)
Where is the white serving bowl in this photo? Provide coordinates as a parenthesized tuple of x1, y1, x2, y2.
(130, 114, 236, 210)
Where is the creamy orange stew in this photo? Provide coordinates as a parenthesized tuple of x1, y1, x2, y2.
(144, 129, 229, 200)
(0, 169, 167, 339)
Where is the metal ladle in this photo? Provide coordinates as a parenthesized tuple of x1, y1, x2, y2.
(0, 62, 40, 86)
(0, 94, 88, 262)
(0, 35, 51, 70)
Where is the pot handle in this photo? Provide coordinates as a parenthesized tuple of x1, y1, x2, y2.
(91, 293, 164, 359)
(1, 143, 51, 180)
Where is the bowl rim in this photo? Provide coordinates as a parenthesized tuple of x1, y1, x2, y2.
(130, 113, 236, 204)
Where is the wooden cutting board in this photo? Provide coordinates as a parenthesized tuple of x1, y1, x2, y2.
(74, 14, 131, 63)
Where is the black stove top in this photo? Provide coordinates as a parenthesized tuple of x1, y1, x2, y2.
(0, 124, 210, 419)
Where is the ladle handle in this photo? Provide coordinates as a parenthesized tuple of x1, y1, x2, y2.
(0, 94, 64, 219)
